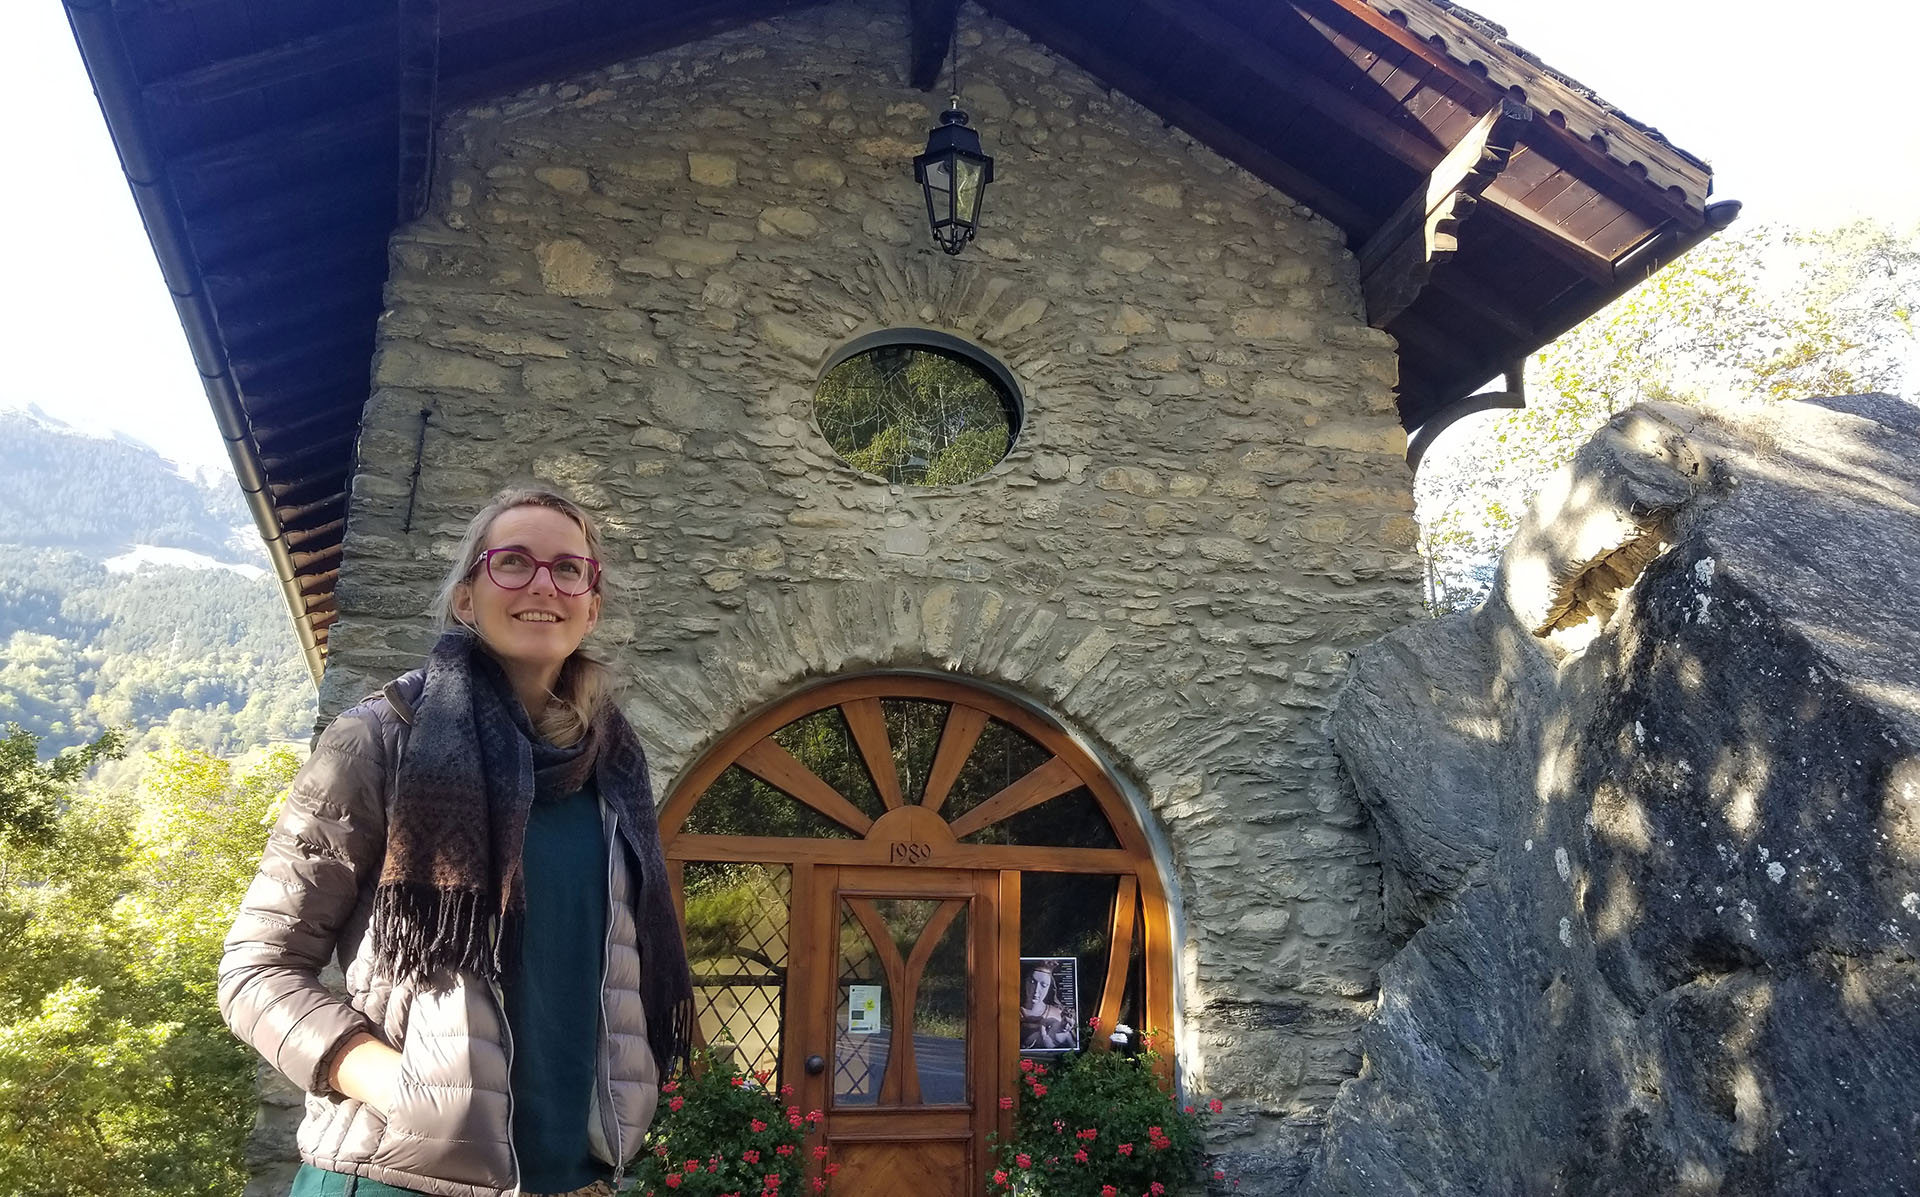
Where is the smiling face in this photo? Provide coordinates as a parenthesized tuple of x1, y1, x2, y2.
(451, 504, 601, 698)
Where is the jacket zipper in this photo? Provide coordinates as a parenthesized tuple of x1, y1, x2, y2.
(491, 971, 524, 1194)
(599, 800, 625, 1190)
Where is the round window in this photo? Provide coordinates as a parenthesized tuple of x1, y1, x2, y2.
(814, 333, 1019, 486)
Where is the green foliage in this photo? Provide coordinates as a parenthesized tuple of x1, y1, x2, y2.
(0, 723, 126, 851)
(633, 1049, 829, 1197)
(0, 420, 316, 757)
(0, 731, 299, 1196)
(1416, 219, 1920, 612)
(815, 346, 1013, 486)
(988, 1037, 1222, 1197)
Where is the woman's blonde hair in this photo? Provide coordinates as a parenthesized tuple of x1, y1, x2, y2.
(432, 485, 615, 746)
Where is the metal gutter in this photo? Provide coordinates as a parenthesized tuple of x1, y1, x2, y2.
(64, 0, 327, 685)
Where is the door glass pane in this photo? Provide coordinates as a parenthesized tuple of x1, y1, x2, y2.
(834, 903, 890, 1107)
(938, 719, 1049, 825)
(958, 784, 1120, 849)
(772, 707, 886, 823)
(833, 895, 970, 1108)
(1019, 874, 1119, 1058)
(683, 863, 790, 1085)
(910, 903, 969, 1105)
(684, 764, 857, 839)
(880, 699, 948, 806)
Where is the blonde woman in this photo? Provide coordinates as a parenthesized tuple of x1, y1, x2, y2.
(220, 486, 693, 1197)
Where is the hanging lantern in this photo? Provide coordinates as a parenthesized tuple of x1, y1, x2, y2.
(913, 102, 994, 255)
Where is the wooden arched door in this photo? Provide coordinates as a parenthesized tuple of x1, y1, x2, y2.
(661, 675, 1174, 1197)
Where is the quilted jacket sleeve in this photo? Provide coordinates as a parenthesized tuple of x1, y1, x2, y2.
(218, 705, 389, 1095)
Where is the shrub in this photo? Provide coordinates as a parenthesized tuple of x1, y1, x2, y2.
(632, 1049, 833, 1197)
(987, 1026, 1227, 1196)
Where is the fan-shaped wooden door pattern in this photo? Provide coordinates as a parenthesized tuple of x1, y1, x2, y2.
(663, 676, 1174, 1197)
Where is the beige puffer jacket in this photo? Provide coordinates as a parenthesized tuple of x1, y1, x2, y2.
(219, 674, 660, 1196)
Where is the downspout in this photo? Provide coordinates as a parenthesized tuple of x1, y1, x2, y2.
(64, 0, 326, 685)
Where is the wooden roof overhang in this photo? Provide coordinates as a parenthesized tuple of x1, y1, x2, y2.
(66, 0, 1726, 679)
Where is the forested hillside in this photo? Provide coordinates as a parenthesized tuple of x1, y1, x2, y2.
(0, 411, 315, 753)
(0, 409, 251, 558)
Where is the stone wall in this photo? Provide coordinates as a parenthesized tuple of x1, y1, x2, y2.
(318, 0, 1423, 1181)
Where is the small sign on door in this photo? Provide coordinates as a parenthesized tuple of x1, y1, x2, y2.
(847, 984, 883, 1034)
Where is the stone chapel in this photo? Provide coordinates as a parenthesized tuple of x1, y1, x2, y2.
(70, 0, 1732, 1191)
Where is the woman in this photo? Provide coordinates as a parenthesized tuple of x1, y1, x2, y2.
(220, 486, 693, 1197)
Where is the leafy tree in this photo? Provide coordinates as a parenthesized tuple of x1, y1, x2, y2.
(0, 723, 125, 854)
(1416, 219, 1920, 611)
(0, 731, 298, 1196)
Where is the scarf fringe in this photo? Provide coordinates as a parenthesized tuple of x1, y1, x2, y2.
(370, 882, 507, 984)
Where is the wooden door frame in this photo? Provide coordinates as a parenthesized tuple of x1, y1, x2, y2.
(663, 672, 1178, 1184)
(784, 864, 1004, 1193)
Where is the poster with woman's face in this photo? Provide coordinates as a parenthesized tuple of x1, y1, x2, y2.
(1017, 956, 1079, 1053)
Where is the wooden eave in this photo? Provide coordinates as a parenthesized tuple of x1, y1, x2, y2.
(65, 0, 1723, 679)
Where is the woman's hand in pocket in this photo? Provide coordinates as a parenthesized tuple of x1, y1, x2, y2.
(328, 1031, 404, 1116)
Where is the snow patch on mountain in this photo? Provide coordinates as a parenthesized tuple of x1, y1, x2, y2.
(105, 544, 266, 579)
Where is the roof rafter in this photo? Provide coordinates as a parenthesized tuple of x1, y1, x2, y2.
(1359, 98, 1529, 327)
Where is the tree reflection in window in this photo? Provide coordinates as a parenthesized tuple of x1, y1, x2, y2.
(684, 862, 790, 1084)
(815, 344, 1016, 486)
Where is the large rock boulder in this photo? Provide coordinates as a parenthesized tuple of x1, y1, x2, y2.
(1316, 396, 1920, 1194)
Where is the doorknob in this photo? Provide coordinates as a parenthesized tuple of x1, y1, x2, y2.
(805, 1054, 826, 1076)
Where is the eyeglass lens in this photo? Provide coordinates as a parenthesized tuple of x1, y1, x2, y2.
(483, 550, 597, 594)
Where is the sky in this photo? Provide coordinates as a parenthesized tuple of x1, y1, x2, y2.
(2, 1, 1916, 478)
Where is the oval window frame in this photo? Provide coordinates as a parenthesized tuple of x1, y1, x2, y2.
(813, 328, 1025, 487)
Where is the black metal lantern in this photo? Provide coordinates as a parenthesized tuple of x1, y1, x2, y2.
(913, 102, 994, 255)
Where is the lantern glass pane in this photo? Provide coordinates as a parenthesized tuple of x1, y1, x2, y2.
(923, 157, 956, 225)
(954, 158, 985, 227)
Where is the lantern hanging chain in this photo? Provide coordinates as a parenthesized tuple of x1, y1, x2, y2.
(948, 21, 960, 110)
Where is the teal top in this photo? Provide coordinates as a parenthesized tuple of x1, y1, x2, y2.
(504, 780, 611, 1194)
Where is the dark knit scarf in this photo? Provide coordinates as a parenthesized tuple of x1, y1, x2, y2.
(370, 631, 693, 1076)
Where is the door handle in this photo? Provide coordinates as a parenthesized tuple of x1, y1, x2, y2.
(805, 1054, 826, 1076)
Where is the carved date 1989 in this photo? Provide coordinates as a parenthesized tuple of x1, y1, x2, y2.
(889, 841, 934, 865)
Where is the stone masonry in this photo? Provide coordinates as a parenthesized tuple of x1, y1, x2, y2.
(310, 0, 1423, 1184)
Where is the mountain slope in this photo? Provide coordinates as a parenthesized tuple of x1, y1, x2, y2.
(0, 412, 314, 753)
